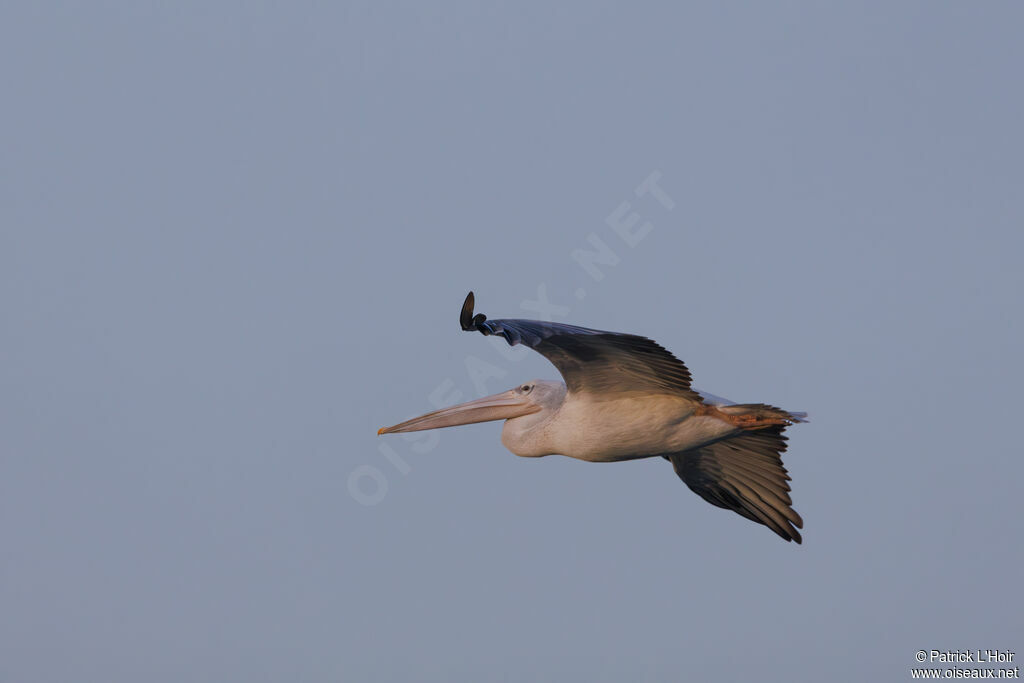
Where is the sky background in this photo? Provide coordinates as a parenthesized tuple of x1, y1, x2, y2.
(2, 3, 1022, 682)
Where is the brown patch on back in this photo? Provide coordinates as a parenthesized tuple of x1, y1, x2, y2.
(695, 403, 801, 430)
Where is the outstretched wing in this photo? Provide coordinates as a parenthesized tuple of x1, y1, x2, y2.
(665, 425, 804, 543)
(460, 292, 702, 401)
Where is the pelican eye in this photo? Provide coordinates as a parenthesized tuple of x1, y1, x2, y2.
(520, 384, 533, 393)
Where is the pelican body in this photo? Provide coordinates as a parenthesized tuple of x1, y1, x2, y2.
(379, 292, 807, 543)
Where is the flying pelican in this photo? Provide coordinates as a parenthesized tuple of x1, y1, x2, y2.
(378, 292, 807, 543)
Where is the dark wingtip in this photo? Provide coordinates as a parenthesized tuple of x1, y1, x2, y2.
(460, 291, 475, 330)
(459, 291, 489, 331)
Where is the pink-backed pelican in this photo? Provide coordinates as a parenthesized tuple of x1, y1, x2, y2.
(378, 292, 807, 543)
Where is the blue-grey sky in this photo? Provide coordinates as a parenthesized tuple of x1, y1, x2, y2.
(2, 3, 1022, 682)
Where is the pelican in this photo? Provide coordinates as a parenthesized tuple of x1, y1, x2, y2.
(378, 292, 808, 543)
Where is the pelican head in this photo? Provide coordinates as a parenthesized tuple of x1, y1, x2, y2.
(378, 379, 565, 435)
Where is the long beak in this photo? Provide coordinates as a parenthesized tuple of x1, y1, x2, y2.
(378, 389, 540, 435)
